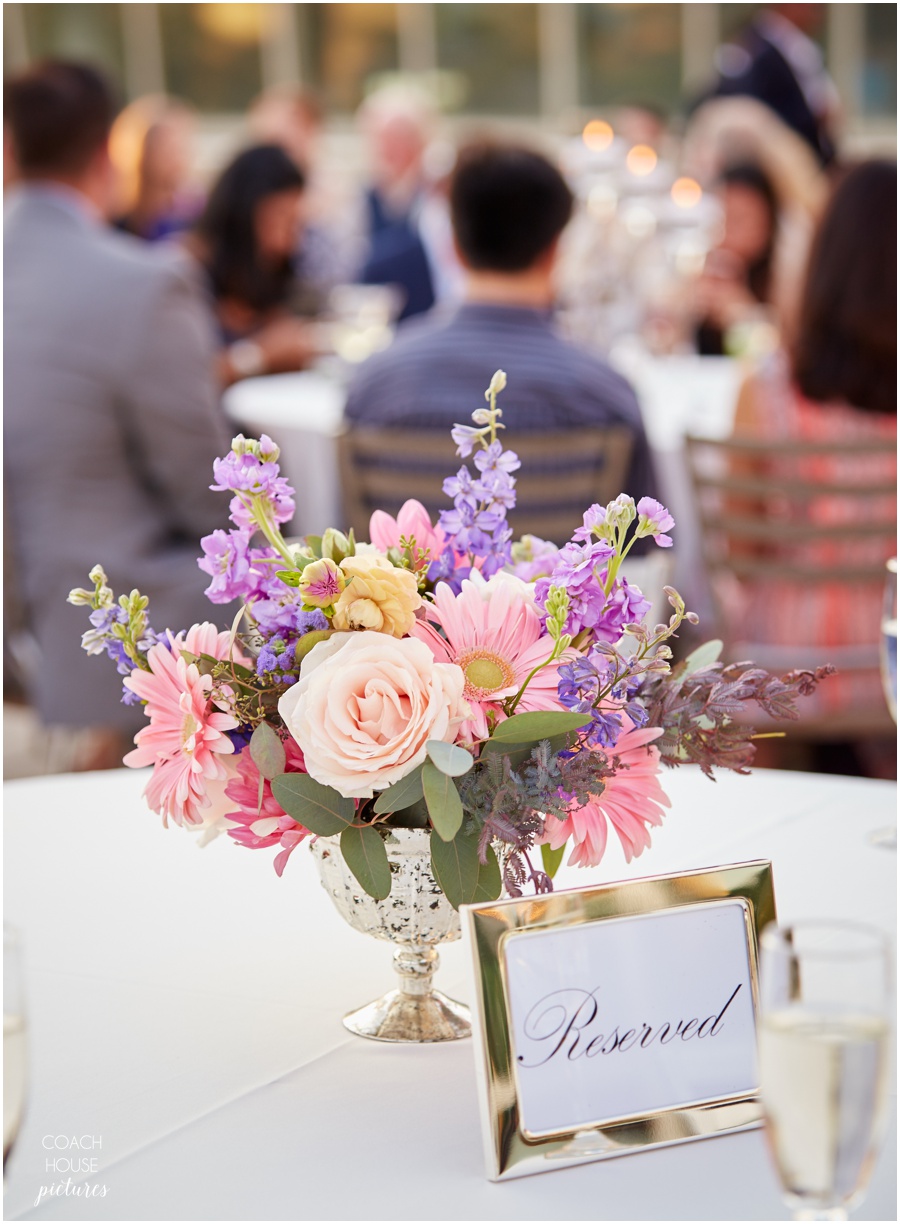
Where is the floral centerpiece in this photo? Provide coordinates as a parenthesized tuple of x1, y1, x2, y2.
(70, 371, 831, 911)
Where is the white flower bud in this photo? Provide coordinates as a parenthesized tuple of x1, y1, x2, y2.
(485, 369, 507, 400)
(470, 409, 493, 426)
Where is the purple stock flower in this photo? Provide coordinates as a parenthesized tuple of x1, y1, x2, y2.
(592, 577, 651, 644)
(635, 497, 675, 548)
(572, 504, 608, 543)
(211, 446, 296, 530)
(198, 530, 253, 603)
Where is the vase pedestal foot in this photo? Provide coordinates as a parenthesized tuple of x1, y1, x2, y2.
(342, 988, 471, 1042)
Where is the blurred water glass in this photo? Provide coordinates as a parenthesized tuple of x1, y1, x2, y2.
(3, 924, 27, 1177)
(758, 922, 892, 1221)
(327, 284, 402, 364)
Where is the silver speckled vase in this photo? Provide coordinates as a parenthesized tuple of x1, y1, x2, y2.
(310, 827, 471, 1043)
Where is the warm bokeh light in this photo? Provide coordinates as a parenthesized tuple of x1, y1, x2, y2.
(582, 119, 614, 153)
(671, 177, 703, 208)
(626, 144, 658, 176)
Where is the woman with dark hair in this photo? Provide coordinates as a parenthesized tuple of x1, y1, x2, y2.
(726, 159, 897, 757)
(187, 144, 316, 384)
(694, 161, 781, 355)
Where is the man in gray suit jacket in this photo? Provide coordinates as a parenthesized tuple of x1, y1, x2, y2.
(4, 61, 233, 753)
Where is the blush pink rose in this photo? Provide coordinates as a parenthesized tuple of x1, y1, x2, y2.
(278, 631, 470, 798)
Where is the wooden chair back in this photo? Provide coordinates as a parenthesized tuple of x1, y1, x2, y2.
(338, 426, 635, 546)
(684, 432, 897, 738)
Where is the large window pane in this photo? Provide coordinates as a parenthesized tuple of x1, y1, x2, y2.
(303, 4, 399, 113)
(863, 4, 897, 116)
(578, 5, 681, 113)
(19, 3, 123, 82)
(435, 4, 539, 115)
(159, 4, 262, 113)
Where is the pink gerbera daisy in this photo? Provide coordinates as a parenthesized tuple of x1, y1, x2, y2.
(123, 623, 245, 827)
(542, 722, 671, 868)
(410, 572, 569, 743)
(226, 737, 312, 876)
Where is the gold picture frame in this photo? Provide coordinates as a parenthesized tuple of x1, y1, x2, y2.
(461, 859, 777, 1181)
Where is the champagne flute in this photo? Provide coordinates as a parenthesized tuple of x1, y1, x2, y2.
(758, 922, 892, 1221)
(879, 557, 897, 723)
(3, 924, 27, 1179)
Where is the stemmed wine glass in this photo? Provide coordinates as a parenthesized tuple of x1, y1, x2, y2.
(3, 924, 27, 1183)
(870, 557, 897, 849)
(758, 921, 892, 1221)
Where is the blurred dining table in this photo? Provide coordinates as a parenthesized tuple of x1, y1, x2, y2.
(4, 764, 895, 1221)
(222, 353, 742, 622)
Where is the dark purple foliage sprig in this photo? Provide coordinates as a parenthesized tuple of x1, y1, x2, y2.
(641, 661, 837, 777)
(458, 739, 612, 896)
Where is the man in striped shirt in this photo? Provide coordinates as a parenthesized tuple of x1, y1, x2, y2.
(344, 140, 658, 506)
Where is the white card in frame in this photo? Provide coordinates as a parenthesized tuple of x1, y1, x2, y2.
(461, 859, 776, 1181)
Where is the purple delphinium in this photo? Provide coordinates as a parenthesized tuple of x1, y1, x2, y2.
(439, 441, 519, 574)
(557, 650, 649, 749)
(252, 597, 328, 637)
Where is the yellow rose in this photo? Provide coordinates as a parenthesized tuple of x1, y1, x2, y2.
(332, 555, 421, 637)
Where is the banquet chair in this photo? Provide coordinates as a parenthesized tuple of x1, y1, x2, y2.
(684, 433, 897, 740)
(338, 426, 635, 547)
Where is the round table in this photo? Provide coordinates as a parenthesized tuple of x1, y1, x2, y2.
(4, 766, 895, 1220)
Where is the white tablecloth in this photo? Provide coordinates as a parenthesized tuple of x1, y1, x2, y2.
(4, 766, 895, 1220)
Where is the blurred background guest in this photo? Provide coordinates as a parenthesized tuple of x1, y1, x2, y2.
(345, 141, 658, 505)
(108, 93, 200, 242)
(185, 143, 317, 384)
(699, 3, 839, 166)
(693, 162, 779, 355)
(3, 59, 232, 768)
(247, 84, 344, 311)
(354, 84, 440, 322)
(726, 159, 897, 766)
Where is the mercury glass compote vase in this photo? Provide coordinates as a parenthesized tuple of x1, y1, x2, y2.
(310, 827, 471, 1043)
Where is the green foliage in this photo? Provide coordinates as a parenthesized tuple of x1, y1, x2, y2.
(271, 774, 355, 836)
(540, 841, 566, 880)
(422, 761, 464, 841)
(425, 740, 474, 778)
(249, 722, 286, 781)
(372, 764, 425, 815)
(430, 828, 502, 910)
(487, 710, 590, 744)
(340, 825, 391, 900)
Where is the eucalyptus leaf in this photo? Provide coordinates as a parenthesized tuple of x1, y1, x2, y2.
(293, 629, 335, 665)
(422, 761, 464, 842)
(270, 773, 355, 836)
(431, 829, 502, 910)
(373, 764, 425, 815)
(488, 710, 590, 745)
(471, 844, 502, 903)
(425, 740, 474, 778)
(249, 721, 286, 781)
(681, 639, 723, 677)
(479, 731, 573, 769)
(340, 825, 391, 900)
(540, 841, 567, 880)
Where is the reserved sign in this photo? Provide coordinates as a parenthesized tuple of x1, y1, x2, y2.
(505, 901, 757, 1136)
(462, 861, 775, 1180)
